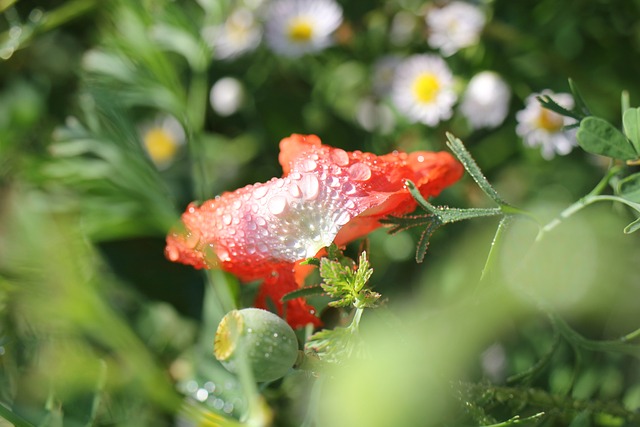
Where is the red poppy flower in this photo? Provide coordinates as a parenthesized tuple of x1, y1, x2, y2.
(166, 134, 463, 328)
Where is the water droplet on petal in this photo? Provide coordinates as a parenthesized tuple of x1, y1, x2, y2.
(222, 214, 232, 225)
(328, 176, 341, 187)
(301, 158, 317, 172)
(348, 162, 371, 181)
(342, 182, 357, 195)
(330, 148, 349, 166)
(246, 221, 257, 230)
(289, 183, 302, 198)
(217, 247, 230, 261)
(253, 185, 269, 199)
(335, 211, 351, 225)
(167, 246, 179, 261)
(301, 174, 319, 200)
(268, 195, 288, 215)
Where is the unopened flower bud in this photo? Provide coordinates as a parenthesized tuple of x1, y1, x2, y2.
(214, 308, 299, 382)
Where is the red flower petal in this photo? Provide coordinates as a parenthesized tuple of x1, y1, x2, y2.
(166, 134, 463, 328)
(254, 264, 322, 329)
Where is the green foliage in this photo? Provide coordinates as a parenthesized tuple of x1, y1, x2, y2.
(319, 251, 378, 309)
(577, 116, 638, 161)
(3, 0, 640, 426)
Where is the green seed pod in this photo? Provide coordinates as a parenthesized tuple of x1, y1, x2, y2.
(214, 308, 299, 382)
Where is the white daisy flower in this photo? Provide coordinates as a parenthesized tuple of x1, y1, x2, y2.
(460, 71, 511, 129)
(140, 115, 186, 169)
(391, 54, 457, 126)
(210, 77, 245, 116)
(264, 0, 343, 57)
(516, 91, 577, 160)
(202, 8, 262, 60)
(426, 1, 486, 57)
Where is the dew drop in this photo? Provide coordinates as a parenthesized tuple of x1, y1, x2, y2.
(268, 196, 287, 215)
(185, 230, 201, 249)
(166, 246, 180, 261)
(246, 221, 257, 231)
(290, 172, 302, 180)
(222, 214, 232, 225)
(289, 183, 302, 198)
(301, 158, 317, 172)
(185, 380, 198, 394)
(223, 402, 234, 414)
(335, 211, 351, 225)
(217, 247, 230, 261)
(301, 174, 320, 200)
(188, 205, 196, 214)
(264, 353, 270, 358)
(253, 185, 269, 199)
(417, 155, 425, 163)
(204, 381, 216, 393)
(257, 242, 268, 253)
(273, 332, 279, 338)
(213, 398, 224, 410)
(348, 162, 372, 181)
(342, 182, 357, 195)
(330, 148, 349, 166)
(195, 388, 209, 402)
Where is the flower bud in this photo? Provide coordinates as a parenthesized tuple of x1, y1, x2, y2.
(214, 308, 299, 382)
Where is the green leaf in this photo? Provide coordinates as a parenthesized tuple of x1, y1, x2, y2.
(577, 116, 638, 160)
(623, 107, 640, 155)
(352, 252, 373, 293)
(537, 94, 582, 121)
(445, 133, 508, 206)
(568, 78, 591, 117)
(281, 285, 325, 303)
(624, 217, 640, 234)
(617, 172, 640, 203)
(416, 219, 442, 263)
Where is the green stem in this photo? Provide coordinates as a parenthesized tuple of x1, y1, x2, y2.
(549, 314, 640, 358)
(349, 307, 364, 332)
(0, 404, 36, 427)
(480, 412, 545, 427)
(478, 216, 510, 286)
(536, 167, 623, 240)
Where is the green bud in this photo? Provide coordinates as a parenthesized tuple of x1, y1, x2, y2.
(214, 308, 299, 382)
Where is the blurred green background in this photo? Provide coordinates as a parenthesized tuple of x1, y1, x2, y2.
(2, 0, 640, 426)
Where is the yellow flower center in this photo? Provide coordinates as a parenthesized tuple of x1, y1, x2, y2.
(536, 109, 564, 132)
(412, 73, 441, 103)
(287, 17, 314, 42)
(214, 310, 243, 361)
(143, 128, 178, 164)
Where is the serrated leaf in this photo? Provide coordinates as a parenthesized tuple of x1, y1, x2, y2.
(624, 217, 640, 234)
(577, 117, 638, 160)
(623, 107, 640, 155)
(281, 285, 325, 302)
(416, 220, 442, 263)
(618, 172, 640, 203)
(380, 214, 434, 234)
